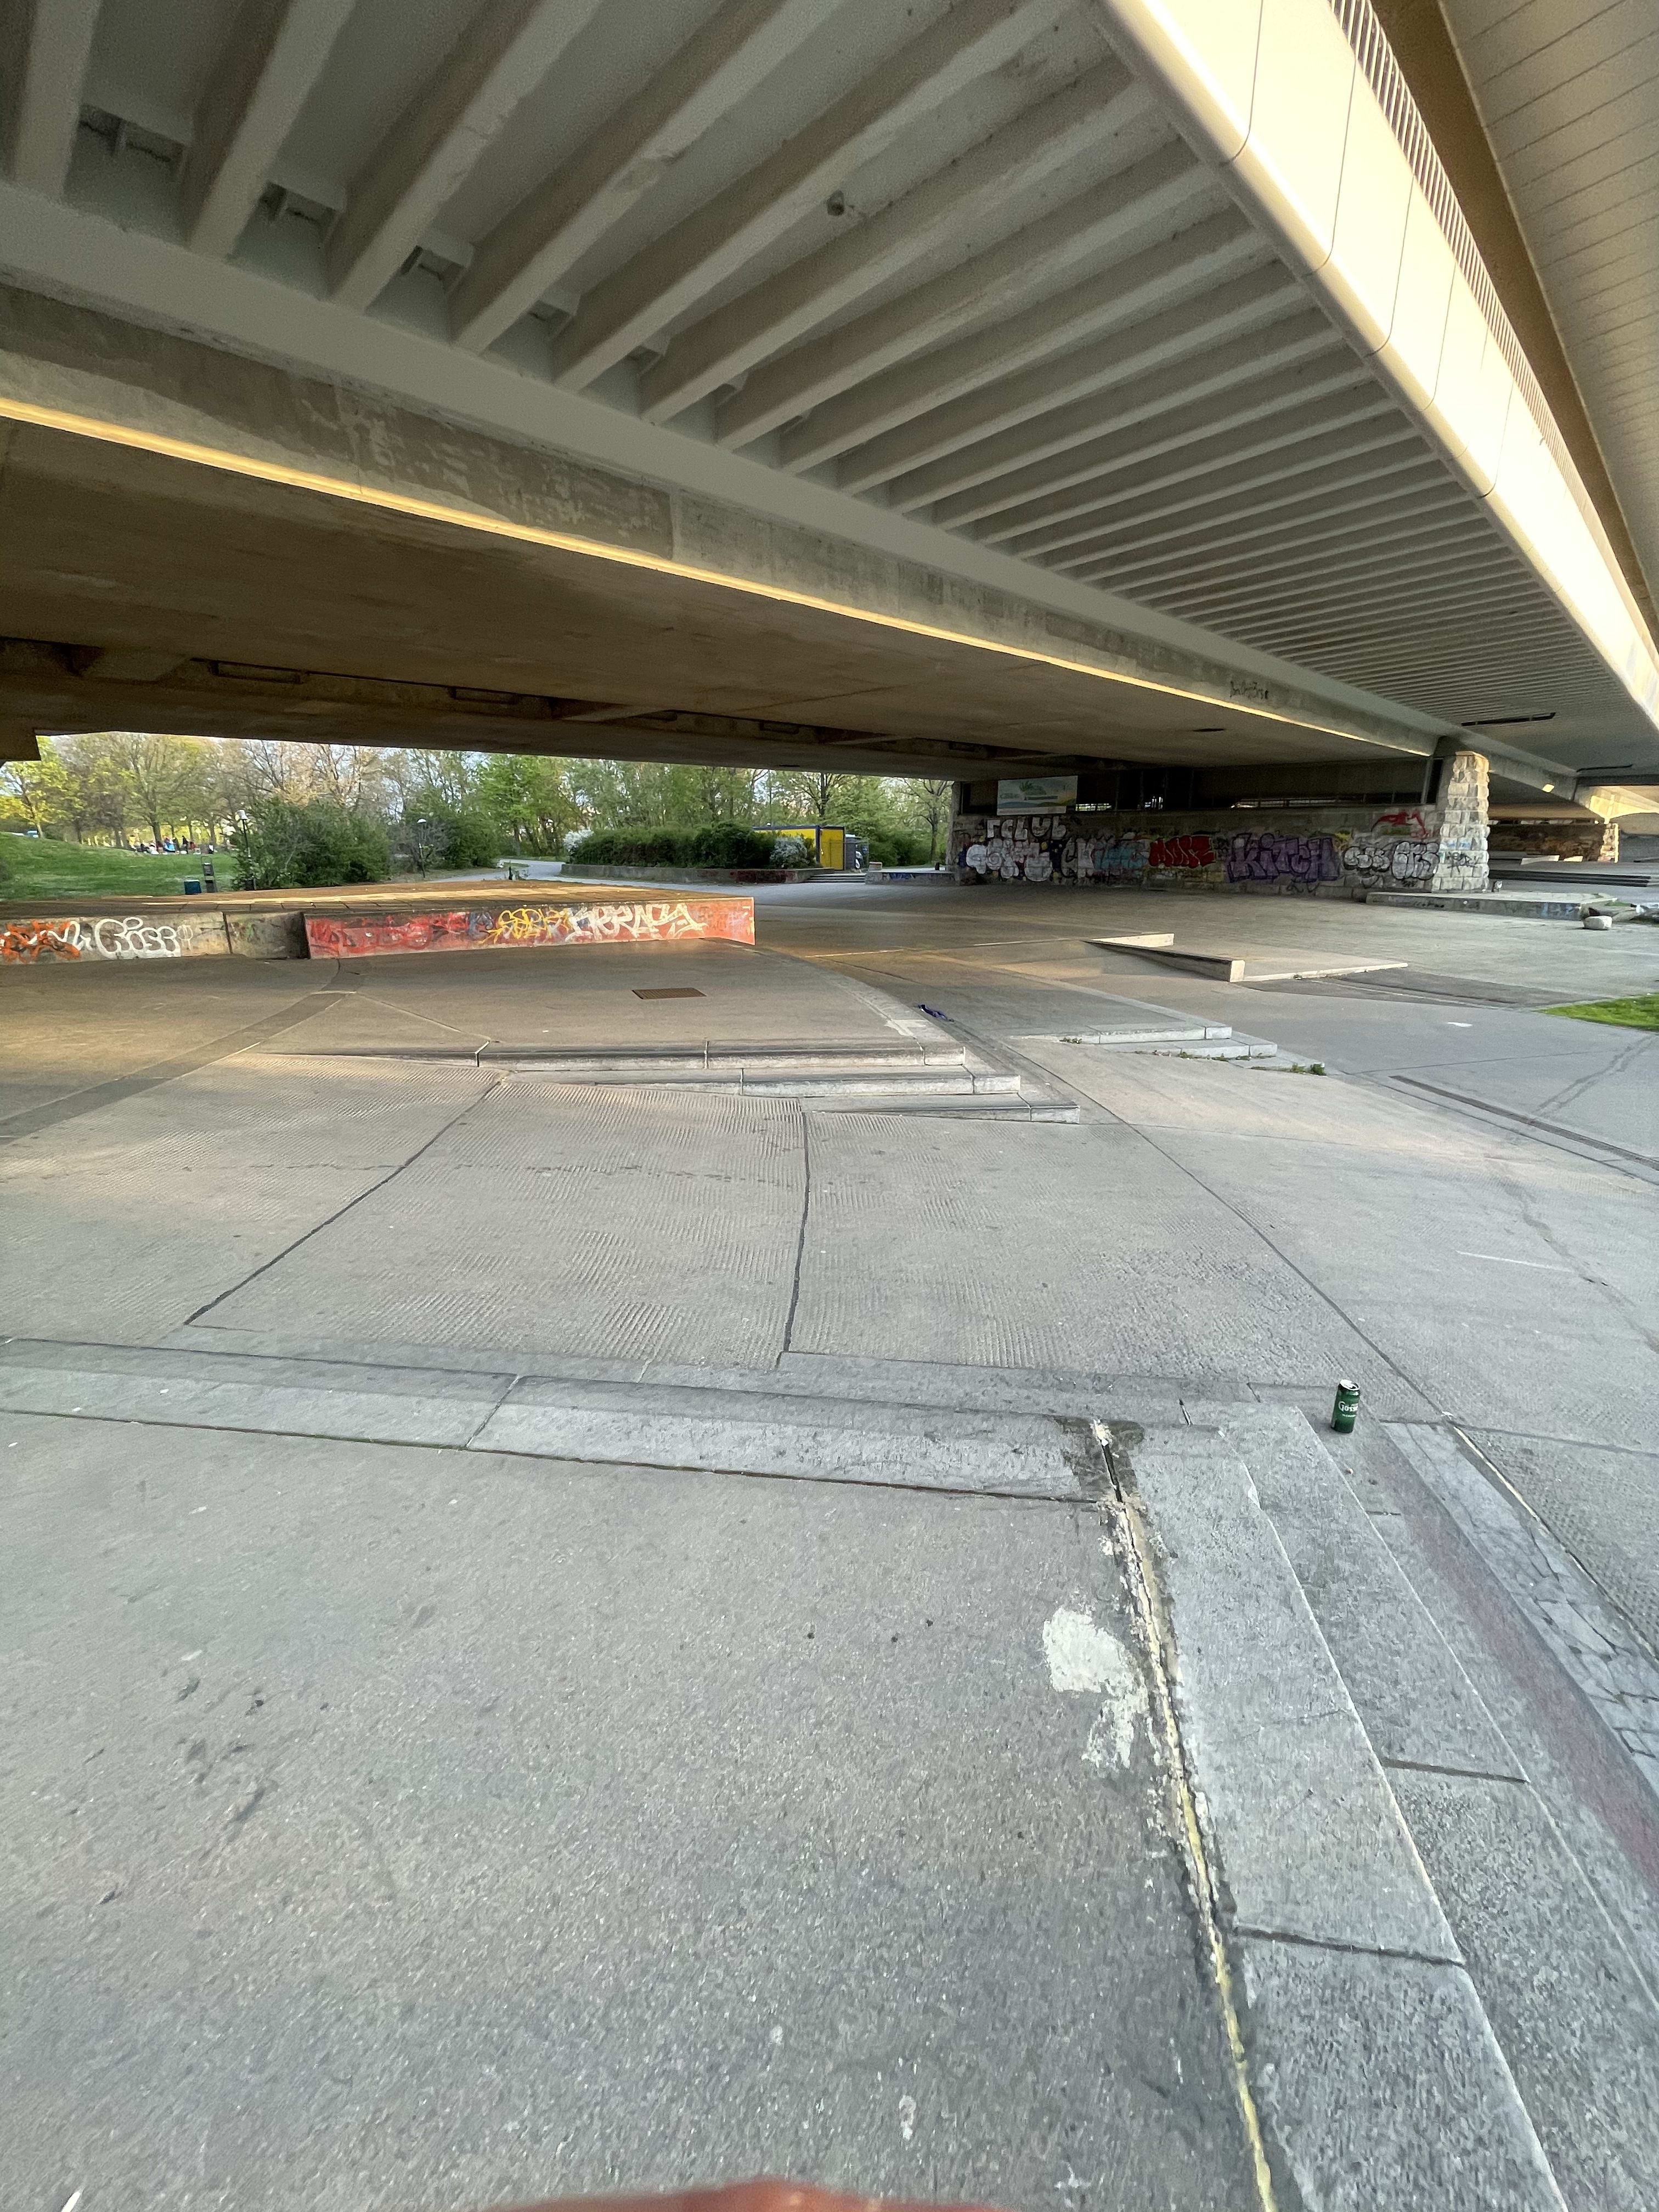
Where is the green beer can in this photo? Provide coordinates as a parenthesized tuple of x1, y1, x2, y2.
(1331, 1380, 1360, 1434)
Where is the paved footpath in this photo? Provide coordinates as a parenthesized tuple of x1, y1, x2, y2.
(2, 884, 1656, 2211)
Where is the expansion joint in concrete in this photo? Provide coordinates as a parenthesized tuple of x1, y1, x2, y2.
(1097, 1424, 1282, 2212)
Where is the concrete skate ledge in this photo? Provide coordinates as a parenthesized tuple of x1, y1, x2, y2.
(0, 884, 757, 962)
(1092, 933, 1407, 983)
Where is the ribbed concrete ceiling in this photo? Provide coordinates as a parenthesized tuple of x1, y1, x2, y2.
(1438, 0, 1659, 632)
(2, 0, 1655, 770)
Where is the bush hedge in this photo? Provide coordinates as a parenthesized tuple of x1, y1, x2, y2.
(568, 823, 788, 870)
(231, 798, 391, 889)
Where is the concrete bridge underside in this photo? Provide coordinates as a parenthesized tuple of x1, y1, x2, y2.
(2, 0, 1657, 820)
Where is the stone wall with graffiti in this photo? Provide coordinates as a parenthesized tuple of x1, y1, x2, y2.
(304, 895, 755, 960)
(951, 786, 1488, 899)
(0, 912, 232, 962)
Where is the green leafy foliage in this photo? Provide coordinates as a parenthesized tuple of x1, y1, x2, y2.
(568, 823, 785, 870)
(230, 797, 391, 890)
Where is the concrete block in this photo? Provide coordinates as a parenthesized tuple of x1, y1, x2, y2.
(0, 910, 230, 962)
(1239, 1942, 1563, 2210)
(473, 1378, 1082, 1496)
(304, 894, 754, 958)
(225, 910, 308, 958)
(1132, 1444, 1458, 1960)
(0, 1342, 510, 1448)
(1214, 1408, 1520, 1780)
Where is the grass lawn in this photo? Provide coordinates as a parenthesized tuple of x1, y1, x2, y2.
(1543, 993, 1659, 1031)
(0, 832, 235, 899)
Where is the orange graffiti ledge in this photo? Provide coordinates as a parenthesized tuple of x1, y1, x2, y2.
(304, 896, 754, 960)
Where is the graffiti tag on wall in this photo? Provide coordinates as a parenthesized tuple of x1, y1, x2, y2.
(1341, 836, 1438, 884)
(1148, 833, 1216, 871)
(954, 806, 1455, 896)
(1, 915, 184, 962)
(304, 897, 755, 960)
(1225, 831, 1342, 888)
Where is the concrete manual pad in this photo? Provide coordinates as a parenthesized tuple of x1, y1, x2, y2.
(1129, 1442, 1457, 1960)
(199, 1076, 805, 1367)
(792, 1113, 1415, 1400)
(1091, 933, 1407, 984)
(0, 1053, 494, 1343)
(474, 1376, 1082, 1493)
(0, 1338, 512, 1448)
(0, 1414, 1258, 2212)
(260, 941, 905, 1056)
(1201, 1408, 1521, 1781)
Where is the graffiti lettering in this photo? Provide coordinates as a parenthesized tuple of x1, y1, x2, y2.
(2, 918, 83, 962)
(1341, 836, 1438, 884)
(93, 916, 182, 958)
(305, 898, 753, 960)
(492, 900, 707, 944)
(1226, 831, 1341, 887)
(1, 915, 182, 963)
(1148, 833, 1216, 871)
(1082, 836, 1149, 882)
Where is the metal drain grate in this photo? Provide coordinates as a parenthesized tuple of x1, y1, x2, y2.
(633, 987, 704, 1000)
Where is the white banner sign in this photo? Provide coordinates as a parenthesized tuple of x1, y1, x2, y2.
(995, 775, 1078, 813)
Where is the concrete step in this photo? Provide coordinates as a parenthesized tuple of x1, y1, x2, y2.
(1101, 1033, 1278, 1059)
(490, 1040, 970, 1071)
(1022, 1026, 1280, 1059)
(1017, 1019, 1237, 1043)
(0, 1341, 1090, 1498)
(500, 1065, 1021, 1098)
(1117, 1410, 1562, 2206)
(1119, 1405, 1659, 2211)
(803, 1088, 1079, 1121)
(297, 1034, 1076, 1116)
(306, 1040, 971, 1072)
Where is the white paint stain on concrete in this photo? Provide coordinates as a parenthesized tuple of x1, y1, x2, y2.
(1042, 1605, 1147, 1769)
(898, 2094, 917, 2141)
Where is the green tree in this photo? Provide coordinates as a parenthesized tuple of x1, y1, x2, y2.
(388, 747, 477, 812)
(567, 758, 681, 827)
(1, 743, 73, 836)
(54, 734, 135, 844)
(105, 732, 213, 846)
(392, 803, 498, 873)
(473, 754, 577, 852)
(232, 796, 391, 889)
(766, 767, 861, 825)
(901, 777, 954, 862)
(682, 765, 758, 821)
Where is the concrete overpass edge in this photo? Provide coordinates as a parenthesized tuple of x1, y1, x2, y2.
(0, 199, 1472, 764)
